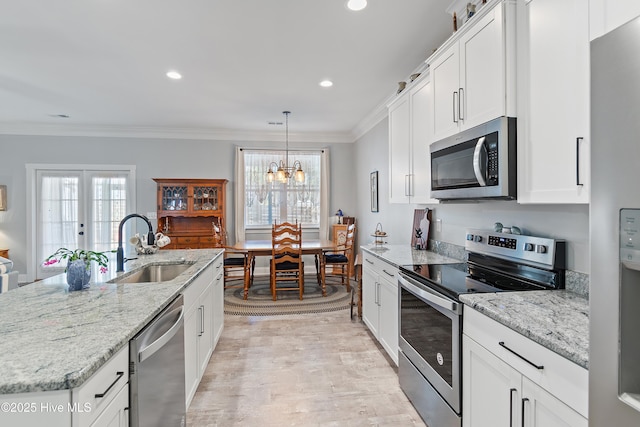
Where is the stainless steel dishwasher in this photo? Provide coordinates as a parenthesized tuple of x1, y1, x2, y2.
(130, 294, 186, 427)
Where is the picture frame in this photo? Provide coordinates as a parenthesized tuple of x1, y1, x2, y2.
(370, 171, 379, 212)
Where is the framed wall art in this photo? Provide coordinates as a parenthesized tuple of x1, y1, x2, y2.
(370, 171, 378, 212)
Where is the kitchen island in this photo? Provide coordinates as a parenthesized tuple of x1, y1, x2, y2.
(0, 249, 222, 394)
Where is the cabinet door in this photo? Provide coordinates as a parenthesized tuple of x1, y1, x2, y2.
(362, 266, 379, 337)
(212, 262, 224, 348)
(197, 283, 215, 377)
(378, 272, 398, 366)
(90, 385, 129, 427)
(463, 335, 522, 427)
(184, 303, 199, 407)
(410, 77, 438, 204)
(517, 0, 590, 204)
(590, 0, 640, 40)
(459, 4, 505, 131)
(521, 377, 588, 427)
(158, 183, 188, 213)
(430, 44, 460, 142)
(388, 95, 411, 203)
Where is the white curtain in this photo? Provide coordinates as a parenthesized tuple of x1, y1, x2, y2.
(319, 149, 330, 240)
(234, 146, 245, 243)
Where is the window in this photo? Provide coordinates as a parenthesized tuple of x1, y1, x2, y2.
(243, 150, 322, 227)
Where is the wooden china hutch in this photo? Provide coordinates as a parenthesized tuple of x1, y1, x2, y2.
(153, 178, 227, 249)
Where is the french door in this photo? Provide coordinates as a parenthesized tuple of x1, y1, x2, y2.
(29, 165, 135, 280)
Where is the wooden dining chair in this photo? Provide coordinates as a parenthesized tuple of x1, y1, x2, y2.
(212, 219, 249, 290)
(322, 223, 356, 292)
(270, 221, 304, 301)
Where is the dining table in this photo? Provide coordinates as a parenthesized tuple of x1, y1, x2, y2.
(229, 239, 336, 300)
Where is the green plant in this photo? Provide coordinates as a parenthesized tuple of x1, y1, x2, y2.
(43, 248, 115, 273)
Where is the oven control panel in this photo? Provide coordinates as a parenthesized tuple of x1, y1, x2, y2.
(465, 229, 566, 269)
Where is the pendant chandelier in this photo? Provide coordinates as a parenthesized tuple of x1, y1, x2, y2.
(266, 111, 305, 184)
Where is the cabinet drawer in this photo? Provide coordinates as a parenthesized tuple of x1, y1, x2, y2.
(199, 236, 216, 245)
(183, 262, 214, 310)
(176, 236, 199, 244)
(464, 307, 588, 418)
(362, 252, 398, 285)
(72, 345, 129, 427)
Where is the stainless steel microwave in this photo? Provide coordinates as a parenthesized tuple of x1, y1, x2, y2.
(430, 116, 517, 200)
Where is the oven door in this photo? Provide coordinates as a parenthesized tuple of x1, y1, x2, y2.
(398, 273, 462, 414)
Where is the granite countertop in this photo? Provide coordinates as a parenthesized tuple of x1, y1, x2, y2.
(460, 291, 589, 369)
(360, 244, 462, 267)
(0, 249, 223, 395)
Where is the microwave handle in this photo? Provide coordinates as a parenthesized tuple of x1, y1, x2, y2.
(473, 136, 487, 187)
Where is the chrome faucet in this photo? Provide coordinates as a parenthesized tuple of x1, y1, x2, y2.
(116, 213, 155, 272)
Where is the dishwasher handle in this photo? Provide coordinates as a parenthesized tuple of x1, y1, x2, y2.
(138, 305, 184, 363)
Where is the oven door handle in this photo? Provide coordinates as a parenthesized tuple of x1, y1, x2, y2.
(399, 274, 461, 314)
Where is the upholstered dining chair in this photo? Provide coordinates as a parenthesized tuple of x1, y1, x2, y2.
(270, 221, 304, 301)
(212, 219, 249, 290)
(322, 223, 356, 292)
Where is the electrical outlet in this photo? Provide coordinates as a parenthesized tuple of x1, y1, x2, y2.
(435, 218, 442, 232)
(146, 211, 157, 220)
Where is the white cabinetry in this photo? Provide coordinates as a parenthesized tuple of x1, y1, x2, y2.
(184, 256, 223, 408)
(428, 0, 516, 142)
(516, 0, 590, 204)
(589, 0, 640, 41)
(362, 251, 398, 365)
(463, 307, 588, 427)
(388, 74, 438, 204)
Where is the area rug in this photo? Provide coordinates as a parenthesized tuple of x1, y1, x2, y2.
(224, 275, 352, 316)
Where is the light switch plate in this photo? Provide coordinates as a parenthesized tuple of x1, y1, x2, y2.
(435, 219, 442, 232)
(146, 211, 157, 220)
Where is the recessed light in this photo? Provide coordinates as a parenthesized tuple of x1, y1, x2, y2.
(347, 0, 367, 11)
(49, 114, 70, 118)
(166, 70, 182, 80)
(319, 80, 333, 88)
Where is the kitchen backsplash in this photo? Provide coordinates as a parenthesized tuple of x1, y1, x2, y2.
(427, 238, 589, 299)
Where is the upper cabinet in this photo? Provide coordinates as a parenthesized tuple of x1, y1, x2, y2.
(388, 73, 438, 204)
(154, 178, 228, 249)
(589, 0, 640, 41)
(427, 0, 516, 143)
(516, 0, 590, 204)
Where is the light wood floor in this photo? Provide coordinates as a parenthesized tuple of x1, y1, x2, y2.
(187, 309, 426, 426)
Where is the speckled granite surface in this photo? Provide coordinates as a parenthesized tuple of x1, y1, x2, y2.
(460, 291, 589, 369)
(0, 249, 222, 394)
(360, 245, 461, 267)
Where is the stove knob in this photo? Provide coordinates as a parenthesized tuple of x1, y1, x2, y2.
(536, 245, 547, 254)
(466, 234, 474, 241)
(474, 235, 483, 243)
(524, 243, 534, 251)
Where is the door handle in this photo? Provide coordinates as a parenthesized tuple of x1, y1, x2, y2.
(472, 136, 487, 186)
(458, 87, 464, 120)
(453, 91, 458, 123)
(576, 137, 584, 186)
(521, 397, 530, 426)
(509, 388, 517, 427)
(138, 305, 184, 362)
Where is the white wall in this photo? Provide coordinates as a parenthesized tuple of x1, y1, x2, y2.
(0, 134, 355, 275)
(354, 119, 590, 273)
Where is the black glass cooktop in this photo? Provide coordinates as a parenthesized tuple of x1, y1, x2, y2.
(399, 262, 507, 301)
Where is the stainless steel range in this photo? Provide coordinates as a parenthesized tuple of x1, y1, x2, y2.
(397, 229, 566, 427)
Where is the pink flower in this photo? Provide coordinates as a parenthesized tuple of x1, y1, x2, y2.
(99, 266, 108, 274)
(43, 259, 59, 266)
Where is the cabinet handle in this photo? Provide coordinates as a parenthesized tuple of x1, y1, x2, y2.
(200, 305, 205, 335)
(382, 269, 395, 278)
(576, 137, 584, 186)
(365, 258, 374, 265)
(521, 397, 529, 427)
(198, 306, 203, 336)
(498, 342, 544, 370)
(458, 88, 464, 120)
(375, 282, 380, 305)
(509, 388, 517, 427)
(94, 371, 124, 398)
(453, 91, 458, 123)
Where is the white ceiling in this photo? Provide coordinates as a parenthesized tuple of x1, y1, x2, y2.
(0, 0, 453, 141)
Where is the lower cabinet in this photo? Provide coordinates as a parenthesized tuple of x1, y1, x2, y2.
(89, 385, 129, 427)
(362, 251, 398, 365)
(463, 307, 588, 427)
(184, 256, 224, 408)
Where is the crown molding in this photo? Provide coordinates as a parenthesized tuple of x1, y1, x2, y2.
(0, 123, 355, 144)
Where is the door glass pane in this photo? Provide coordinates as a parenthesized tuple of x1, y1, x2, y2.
(91, 175, 128, 253)
(40, 175, 80, 272)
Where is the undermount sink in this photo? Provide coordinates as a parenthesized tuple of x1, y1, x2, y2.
(112, 262, 195, 284)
